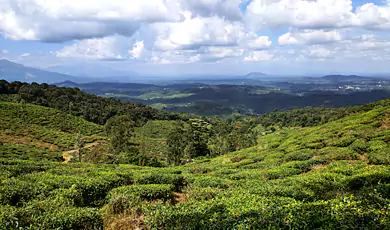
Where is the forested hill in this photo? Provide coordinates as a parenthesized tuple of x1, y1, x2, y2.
(244, 97, 390, 128)
(0, 80, 193, 126)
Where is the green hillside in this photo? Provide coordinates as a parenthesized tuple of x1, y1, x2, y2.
(0, 98, 389, 229)
(0, 101, 105, 161)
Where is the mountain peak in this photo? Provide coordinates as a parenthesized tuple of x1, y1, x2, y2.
(245, 72, 268, 78)
(0, 59, 80, 83)
(0, 59, 25, 68)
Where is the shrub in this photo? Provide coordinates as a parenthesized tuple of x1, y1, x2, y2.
(368, 148, 390, 165)
(190, 176, 230, 189)
(136, 173, 186, 191)
(349, 139, 368, 154)
(0, 201, 102, 230)
(108, 184, 175, 202)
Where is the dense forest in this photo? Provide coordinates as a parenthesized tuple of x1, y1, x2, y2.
(0, 80, 389, 229)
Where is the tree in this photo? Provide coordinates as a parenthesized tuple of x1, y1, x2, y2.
(186, 119, 212, 157)
(74, 132, 85, 162)
(167, 125, 188, 166)
(207, 134, 230, 157)
(105, 115, 136, 154)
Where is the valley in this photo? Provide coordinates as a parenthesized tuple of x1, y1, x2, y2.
(56, 75, 390, 117)
(0, 80, 389, 229)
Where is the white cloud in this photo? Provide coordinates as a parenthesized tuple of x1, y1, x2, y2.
(244, 50, 274, 62)
(3, 0, 390, 74)
(20, 53, 31, 57)
(0, 0, 182, 41)
(129, 41, 145, 59)
(180, 0, 243, 20)
(151, 50, 200, 64)
(279, 30, 343, 45)
(306, 47, 335, 59)
(355, 3, 390, 30)
(153, 14, 246, 51)
(246, 0, 357, 30)
(246, 34, 273, 49)
(1, 49, 9, 54)
(56, 36, 132, 60)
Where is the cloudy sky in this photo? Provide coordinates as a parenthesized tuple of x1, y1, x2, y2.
(1, 0, 390, 76)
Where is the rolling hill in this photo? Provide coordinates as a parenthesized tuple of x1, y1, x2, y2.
(0, 97, 105, 162)
(0, 91, 389, 228)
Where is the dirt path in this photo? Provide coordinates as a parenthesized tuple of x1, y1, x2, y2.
(62, 141, 101, 163)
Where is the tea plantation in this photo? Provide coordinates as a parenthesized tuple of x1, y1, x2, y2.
(0, 98, 390, 229)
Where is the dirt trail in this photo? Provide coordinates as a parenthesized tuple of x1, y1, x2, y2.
(62, 141, 101, 163)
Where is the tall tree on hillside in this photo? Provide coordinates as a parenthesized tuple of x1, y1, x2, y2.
(187, 119, 212, 157)
(167, 125, 188, 166)
(104, 115, 137, 154)
(74, 132, 85, 162)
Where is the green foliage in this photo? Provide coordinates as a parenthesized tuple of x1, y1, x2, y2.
(105, 115, 136, 154)
(0, 143, 63, 161)
(0, 102, 104, 150)
(368, 148, 390, 165)
(136, 173, 186, 191)
(0, 196, 103, 230)
(1, 81, 390, 229)
(108, 184, 175, 202)
(246, 97, 390, 128)
(3, 81, 182, 125)
(166, 125, 188, 165)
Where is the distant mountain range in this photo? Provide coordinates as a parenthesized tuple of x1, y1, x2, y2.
(1, 59, 389, 84)
(0, 59, 143, 83)
(321, 75, 384, 82)
(0, 59, 80, 83)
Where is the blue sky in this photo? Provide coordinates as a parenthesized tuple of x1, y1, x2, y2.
(1, 0, 390, 77)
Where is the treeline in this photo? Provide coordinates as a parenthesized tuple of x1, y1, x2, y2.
(0, 80, 187, 126)
(101, 116, 260, 166)
(245, 97, 390, 128)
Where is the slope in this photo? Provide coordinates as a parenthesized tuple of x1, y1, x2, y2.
(0, 98, 389, 229)
(0, 101, 105, 161)
(142, 98, 390, 229)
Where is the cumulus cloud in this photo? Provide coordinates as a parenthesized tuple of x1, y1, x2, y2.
(56, 36, 132, 60)
(245, 0, 357, 30)
(129, 41, 145, 59)
(245, 34, 273, 49)
(2, 0, 390, 68)
(180, 0, 243, 20)
(0, 0, 181, 41)
(244, 50, 274, 62)
(153, 13, 246, 51)
(246, 0, 390, 31)
(278, 30, 343, 45)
